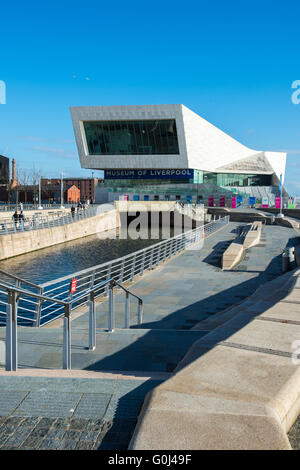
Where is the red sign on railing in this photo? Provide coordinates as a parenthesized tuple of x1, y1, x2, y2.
(70, 278, 77, 294)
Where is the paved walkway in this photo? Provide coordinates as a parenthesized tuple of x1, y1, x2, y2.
(0, 221, 299, 450)
(0, 375, 162, 449)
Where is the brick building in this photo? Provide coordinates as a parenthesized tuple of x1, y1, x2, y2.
(41, 177, 101, 203)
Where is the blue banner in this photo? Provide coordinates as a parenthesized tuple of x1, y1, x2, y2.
(236, 196, 243, 206)
(104, 169, 194, 180)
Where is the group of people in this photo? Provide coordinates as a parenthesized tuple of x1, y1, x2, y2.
(70, 201, 85, 217)
(12, 210, 26, 228)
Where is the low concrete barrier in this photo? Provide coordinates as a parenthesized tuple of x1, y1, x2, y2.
(276, 217, 300, 230)
(130, 268, 300, 450)
(243, 221, 262, 249)
(0, 209, 120, 260)
(222, 241, 244, 270)
(222, 221, 262, 270)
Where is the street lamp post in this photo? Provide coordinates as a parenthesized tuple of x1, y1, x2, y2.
(38, 175, 43, 209)
(60, 172, 65, 209)
(277, 174, 284, 218)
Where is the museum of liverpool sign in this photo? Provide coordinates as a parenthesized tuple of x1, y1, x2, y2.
(104, 169, 194, 180)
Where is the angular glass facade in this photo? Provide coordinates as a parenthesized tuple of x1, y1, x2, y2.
(103, 170, 272, 191)
(83, 119, 179, 155)
(202, 172, 272, 187)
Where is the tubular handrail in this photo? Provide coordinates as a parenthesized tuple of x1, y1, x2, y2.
(0, 277, 141, 310)
(0, 269, 41, 290)
(0, 279, 68, 306)
(111, 279, 143, 303)
(1, 277, 144, 371)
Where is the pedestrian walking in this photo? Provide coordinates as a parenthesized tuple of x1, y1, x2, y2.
(19, 210, 25, 230)
(12, 210, 19, 229)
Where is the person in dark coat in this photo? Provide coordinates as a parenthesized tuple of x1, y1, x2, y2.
(12, 211, 19, 228)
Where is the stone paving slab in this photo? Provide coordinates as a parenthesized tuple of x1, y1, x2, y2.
(0, 375, 162, 450)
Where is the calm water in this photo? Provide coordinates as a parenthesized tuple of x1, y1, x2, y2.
(0, 228, 164, 284)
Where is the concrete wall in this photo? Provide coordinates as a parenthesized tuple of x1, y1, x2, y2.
(0, 209, 120, 260)
(261, 208, 300, 220)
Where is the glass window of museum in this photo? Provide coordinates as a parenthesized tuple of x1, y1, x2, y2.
(84, 119, 179, 155)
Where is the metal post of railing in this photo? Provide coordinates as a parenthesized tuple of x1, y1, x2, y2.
(148, 246, 154, 270)
(119, 259, 125, 284)
(163, 241, 168, 262)
(156, 245, 161, 266)
(128, 255, 135, 282)
(108, 281, 115, 332)
(6, 290, 18, 371)
(5, 293, 12, 371)
(89, 291, 96, 350)
(124, 291, 130, 328)
(176, 236, 181, 254)
(140, 251, 146, 276)
(89, 270, 95, 290)
(169, 239, 175, 258)
(105, 264, 112, 296)
(11, 290, 18, 370)
(34, 287, 44, 327)
(63, 304, 71, 369)
(137, 300, 143, 326)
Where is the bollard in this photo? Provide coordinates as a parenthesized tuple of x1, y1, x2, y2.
(289, 247, 296, 270)
(282, 249, 289, 273)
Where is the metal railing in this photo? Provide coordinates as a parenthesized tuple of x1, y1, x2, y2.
(0, 215, 229, 328)
(174, 202, 205, 221)
(0, 277, 143, 371)
(0, 204, 114, 235)
(0, 204, 56, 211)
(36, 215, 229, 326)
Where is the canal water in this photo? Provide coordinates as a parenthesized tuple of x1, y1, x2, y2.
(0, 228, 165, 285)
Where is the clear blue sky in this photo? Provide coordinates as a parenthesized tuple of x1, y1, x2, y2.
(0, 0, 299, 193)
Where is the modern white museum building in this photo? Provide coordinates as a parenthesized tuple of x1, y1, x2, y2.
(70, 104, 287, 204)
